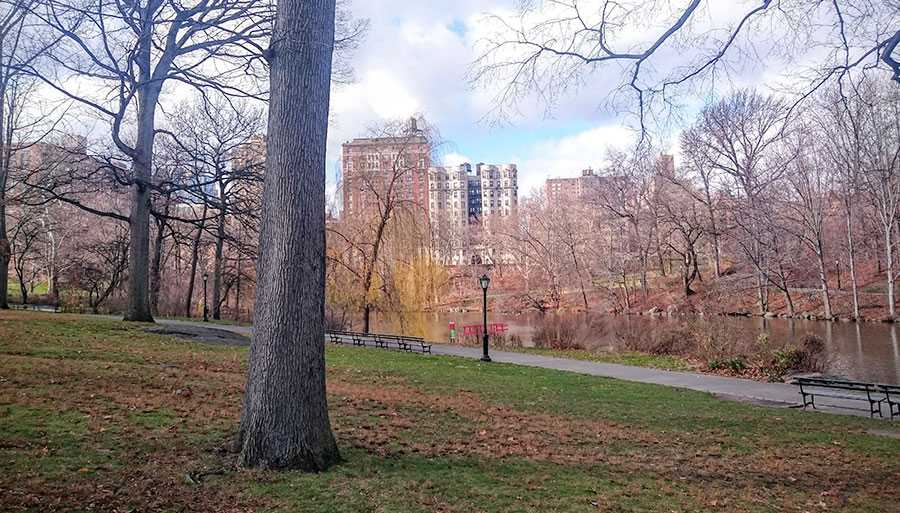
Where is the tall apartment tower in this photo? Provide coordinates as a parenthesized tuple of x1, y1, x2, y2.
(475, 163, 518, 219)
(341, 119, 431, 221)
(429, 162, 518, 265)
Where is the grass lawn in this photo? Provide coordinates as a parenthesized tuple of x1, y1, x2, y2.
(513, 347, 693, 371)
(6, 280, 49, 299)
(1, 311, 899, 512)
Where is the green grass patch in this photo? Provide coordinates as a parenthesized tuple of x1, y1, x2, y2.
(514, 347, 692, 371)
(0, 404, 117, 479)
(128, 407, 180, 430)
(6, 280, 49, 298)
(0, 310, 898, 513)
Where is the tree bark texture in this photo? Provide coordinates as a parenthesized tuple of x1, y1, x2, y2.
(123, 82, 160, 322)
(0, 46, 9, 311)
(238, 0, 340, 471)
(0, 212, 8, 310)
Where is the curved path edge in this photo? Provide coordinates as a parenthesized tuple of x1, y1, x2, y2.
(155, 319, 880, 419)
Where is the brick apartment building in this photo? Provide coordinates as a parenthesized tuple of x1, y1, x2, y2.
(545, 154, 677, 207)
(545, 168, 604, 206)
(340, 119, 431, 221)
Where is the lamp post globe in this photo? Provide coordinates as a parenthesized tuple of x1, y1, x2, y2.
(479, 273, 491, 362)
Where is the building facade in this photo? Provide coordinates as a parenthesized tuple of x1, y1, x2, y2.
(545, 168, 603, 206)
(428, 162, 518, 266)
(340, 121, 431, 221)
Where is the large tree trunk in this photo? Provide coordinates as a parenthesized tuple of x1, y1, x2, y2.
(0, 215, 8, 310)
(124, 85, 160, 322)
(125, 164, 154, 321)
(238, 0, 340, 471)
(0, 57, 9, 311)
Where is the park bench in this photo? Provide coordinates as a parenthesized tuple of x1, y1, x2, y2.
(370, 332, 431, 353)
(328, 331, 350, 345)
(879, 384, 900, 420)
(401, 335, 431, 354)
(793, 377, 886, 418)
(325, 330, 431, 354)
(351, 331, 368, 347)
(373, 333, 406, 351)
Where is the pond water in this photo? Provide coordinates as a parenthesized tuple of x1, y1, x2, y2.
(369, 312, 900, 385)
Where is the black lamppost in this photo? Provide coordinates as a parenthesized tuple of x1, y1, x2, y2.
(479, 273, 491, 362)
(202, 273, 209, 322)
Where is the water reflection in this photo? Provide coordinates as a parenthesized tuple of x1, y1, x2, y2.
(369, 311, 900, 384)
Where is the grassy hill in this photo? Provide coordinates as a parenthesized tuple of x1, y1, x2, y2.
(6, 280, 49, 301)
(1, 311, 898, 512)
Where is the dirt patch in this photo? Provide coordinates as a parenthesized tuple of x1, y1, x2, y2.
(145, 325, 250, 347)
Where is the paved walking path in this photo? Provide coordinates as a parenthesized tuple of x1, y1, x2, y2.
(157, 319, 877, 418)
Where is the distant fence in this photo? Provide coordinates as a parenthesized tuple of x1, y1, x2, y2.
(462, 323, 508, 336)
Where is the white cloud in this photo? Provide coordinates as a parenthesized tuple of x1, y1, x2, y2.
(516, 125, 635, 194)
(364, 70, 421, 119)
(441, 152, 471, 167)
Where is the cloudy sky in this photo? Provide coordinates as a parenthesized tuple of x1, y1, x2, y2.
(325, 0, 644, 196)
(321, 0, 897, 199)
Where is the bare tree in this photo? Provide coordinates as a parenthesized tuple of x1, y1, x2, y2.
(687, 90, 791, 314)
(548, 201, 593, 311)
(659, 187, 704, 297)
(593, 149, 657, 298)
(67, 222, 129, 314)
(329, 117, 433, 333)
(678, 128, 724, 277)
(26, 0, 272, 321)
(471, 1, 900, 134)
(820, 83, 868, 319)
(237, 0, 340, 471)
(167, 98, 265, 320)
(0, 0, 44, 309)
(8, 204, 42, 303)
(854, 81, 900, 318)
(781, 127, 836, 319)
(502, 194, 564, 312)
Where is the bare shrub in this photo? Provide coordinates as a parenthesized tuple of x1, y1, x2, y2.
(756, 333, 828, 381)
(795, 334, 827, 373)
(532, 316, 585, 350)
(617, 321, 697, 356)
